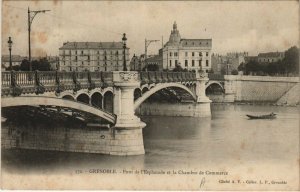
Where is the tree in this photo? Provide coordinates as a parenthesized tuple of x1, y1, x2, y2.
(19, 58, 51, 71)
(282, 46, 299, 75)
(173, 64, 184, 72)
(20, 59, 30, 71)
(231, 69, 238, 75)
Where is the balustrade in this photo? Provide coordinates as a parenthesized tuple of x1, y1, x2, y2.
(161, 72, 168, 83)
(1, 71, 197, 97)
(140, 72, 149, 84)
(155, 72, 163, 83)
(148, 71, 157, 84)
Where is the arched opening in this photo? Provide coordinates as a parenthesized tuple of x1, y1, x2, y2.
(205, 83, 224, 102)
(77, 93, 90, 104)
(134, 88, 142, 101)
(205, 83, 224, 95)
(134, 83, 197, 110)
(62, 95, 75, 101)
(91, 92, 103, 108)
(142, 87, 149, 94)
(103, 91, 113, 113)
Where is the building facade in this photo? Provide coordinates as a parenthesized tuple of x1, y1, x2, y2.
(1, 55, 25, 70)
(257, 52, 284, 63)
(162, 22, 212, 72)
(59, 42, 130, 72)
(211, 52, 247, 74)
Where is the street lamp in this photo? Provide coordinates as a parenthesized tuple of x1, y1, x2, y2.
(7, 37, 13, 71)
(28, 7, 50, 72)
(122, 33, 127, 71)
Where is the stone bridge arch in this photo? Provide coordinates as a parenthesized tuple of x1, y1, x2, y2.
(134, 83, 197, 110)
(1, 96, 116, 123)
(205, 81, 225, 94)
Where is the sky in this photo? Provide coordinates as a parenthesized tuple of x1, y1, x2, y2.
(1, 1, 299, 58)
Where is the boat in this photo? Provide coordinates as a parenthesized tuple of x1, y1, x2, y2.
(246, 112, 277, 119)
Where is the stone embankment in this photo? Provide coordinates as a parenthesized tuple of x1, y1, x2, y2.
(276, 83, 300, 106)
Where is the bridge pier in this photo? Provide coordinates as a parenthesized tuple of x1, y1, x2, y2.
(194, 72, 212, 117)
(223, 75, 236, 102)
(111, 71, 146, 155)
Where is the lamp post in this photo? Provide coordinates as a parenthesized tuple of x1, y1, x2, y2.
(122, 33, 128, 71)
(8, 37, 13, 71)
(28, 7, 50, 72)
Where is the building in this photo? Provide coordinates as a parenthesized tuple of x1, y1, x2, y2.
(257, 52, 284, 63)
(59, 42, 130, 72)
(211, 52, 247, 74)
(162, 22, 212, 72)
(1, 55, 25, 70)
(130, 54, 145, 71)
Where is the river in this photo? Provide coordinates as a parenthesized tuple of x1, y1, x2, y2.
(1, 104, 299, 190)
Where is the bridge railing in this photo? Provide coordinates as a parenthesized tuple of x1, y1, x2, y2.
(2, 71, 196, 96)
(208, 73, 225, 81)
(139, 71, 196, 85)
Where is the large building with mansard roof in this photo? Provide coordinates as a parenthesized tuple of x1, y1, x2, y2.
(59, 42, 130, 72)
(162, 22, 212, 72)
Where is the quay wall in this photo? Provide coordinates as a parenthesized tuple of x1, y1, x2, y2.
(210, 75, 299, 103)
(1, 125, 144, 156)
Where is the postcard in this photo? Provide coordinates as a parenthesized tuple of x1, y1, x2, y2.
(1, 0, 299, 190)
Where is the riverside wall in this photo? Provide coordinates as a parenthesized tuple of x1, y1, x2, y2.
(1, 124, 144, 156)
(210, 75, 299, 103)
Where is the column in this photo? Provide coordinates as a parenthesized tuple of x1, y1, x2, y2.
(111, 71, 146, 155)
(194, 71, 211, 117)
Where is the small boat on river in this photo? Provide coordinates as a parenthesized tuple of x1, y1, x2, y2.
(246, 112, 277, 119)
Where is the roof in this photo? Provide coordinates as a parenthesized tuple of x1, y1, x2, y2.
(1, 55, 25, 62)
(258, 52, 284, 58)
(59, 42, 128, 50)
(146, 55, 162, 62)
(180, 39, 212, 47)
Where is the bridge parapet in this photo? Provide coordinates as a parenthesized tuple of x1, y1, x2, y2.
(139, 71, 196, 85)
(1, 71, 113, 97)
(208, 73, 225, 81)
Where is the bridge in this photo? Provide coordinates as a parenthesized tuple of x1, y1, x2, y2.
(1, 70, 212, 156)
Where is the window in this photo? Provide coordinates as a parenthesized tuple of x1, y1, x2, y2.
(185, 60, 188, 67)
(81, 50, 83, 55)
(170, 52, 172, 57)
(75, 56, 78, 61)
(192, 60, 195, 67)
(206, 52, 209, 56)
(174, 52, 178, 57)
(206, 60, 209, 66)
(82, 61, 84, 65)
(192, 52, 194, 57)
(105, 67, 107, 71)
(169, 60, 172, 66)
(88, 55, 90, 61)
(175, 60, 178, 66)
(199, 52, 202, 56)
(199, 60, 202, 66)
(185, 52, 188, 57)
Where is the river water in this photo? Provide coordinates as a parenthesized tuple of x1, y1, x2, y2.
(1, 104, 299, 190)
